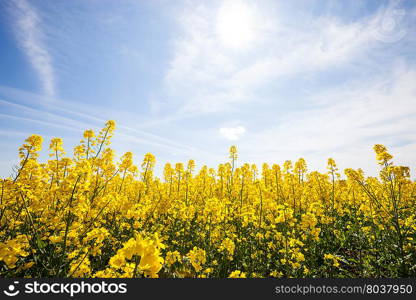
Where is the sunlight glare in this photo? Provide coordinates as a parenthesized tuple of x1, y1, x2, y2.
(216, 0, 255, 49)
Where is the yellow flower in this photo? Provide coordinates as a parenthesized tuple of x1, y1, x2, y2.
(165, 251, 181, 266)
(270, 270, 283, 277)
(2, 119, 415, 279)
(187, 247, 206, 273)
(324, 254, 340, 267)
(218, 237, 235, 259)
(109, 254, 126, 269)
(228, 270, 246, 278)
(83, 129, 95, 139)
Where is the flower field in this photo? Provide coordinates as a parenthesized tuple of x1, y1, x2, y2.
(1, 120, 415, 278)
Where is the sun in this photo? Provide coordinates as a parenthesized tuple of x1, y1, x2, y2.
(216, 0, 255, 49)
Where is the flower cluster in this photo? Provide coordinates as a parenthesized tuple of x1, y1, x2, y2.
(0, 121, 415, 278)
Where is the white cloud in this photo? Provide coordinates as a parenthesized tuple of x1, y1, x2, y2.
(220, 126, 246, 141)
(241, 66, 416, 176)
(155, 1, 416, 177)
(12, 0, 56, 97)
(0, 85, 217, 161)
(163, 1, 396, 116)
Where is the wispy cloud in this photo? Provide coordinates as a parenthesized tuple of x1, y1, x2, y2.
(242, 66, 416, 176)
(11, 0, 56, 97)
(1, 0, 415, 179)
(155, 0, 416, 178)
(0, 85, 218, 161)
(163, 1, 411, 116)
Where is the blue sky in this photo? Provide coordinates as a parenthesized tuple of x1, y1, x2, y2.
(0, 0, 415, 178)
